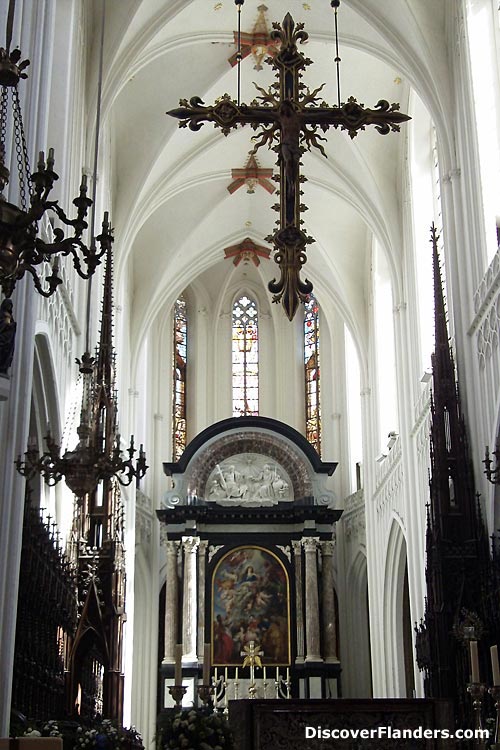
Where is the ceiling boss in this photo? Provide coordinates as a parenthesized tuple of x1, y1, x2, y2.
(167, 1, 410, 320)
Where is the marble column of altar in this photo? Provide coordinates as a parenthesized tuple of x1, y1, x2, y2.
(163, 540, 179, 662)
(197, 540, 208, 660)
(302, 537, 322, 662)
(182, 536, 200, 661)
(321, 539, 338, 662)
(291, 540, 305, 663)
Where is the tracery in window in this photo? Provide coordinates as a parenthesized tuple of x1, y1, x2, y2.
(232, 295, 259, 416)
(173, 295, 187, 460)
(304, 295, 321, 454)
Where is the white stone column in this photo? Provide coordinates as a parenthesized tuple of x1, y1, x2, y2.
(292, 541, 305, 663)
(0, 1, 56, 734)
(321, 539, 338, 662)
(302, 537, 322, 662)
(182, 536, 199, 661)
(197, 540, 208, 660)
(163, 540, 179, 662)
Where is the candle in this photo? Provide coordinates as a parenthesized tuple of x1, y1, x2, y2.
(276, 666, 279, 681)
(470, 640, 480, 683)
(214, 667, 218, 683)
(203, 643, 211, 685)
(491, 645, 500, 686)
(224, 667, 228, 682)
(286, 667, 290, 682)
(235, 667, 238, 680)
(174, 643, 183, 686)
(263, 667, 267, 681)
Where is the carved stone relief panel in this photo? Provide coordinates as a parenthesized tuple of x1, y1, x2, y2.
(205, 453, 294, 506)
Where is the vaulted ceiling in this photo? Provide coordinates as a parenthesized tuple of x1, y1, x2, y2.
(90, 0, 451, 356)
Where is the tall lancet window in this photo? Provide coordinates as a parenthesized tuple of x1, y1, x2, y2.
(173, 295, 187, 460)
(304, 295, 321, 454)
(232, 295, 259, 416)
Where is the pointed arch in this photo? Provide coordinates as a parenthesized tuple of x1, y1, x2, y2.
(172, 294, 188, 460)
(304, 294, 321, 454)
(232, 294, 259, 416)
(383, 518, 414, 697)
(345, 551, 372, 697)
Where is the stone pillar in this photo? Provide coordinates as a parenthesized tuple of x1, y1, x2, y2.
(197, 540, 208, 660)
(182, 536, 199, 661)
(163, 540, 179, 662)
(302, 537, 322, 662)
(321, 539, 338, 662)
(292, 541, 305, 663)
(0, 1, 55, 735)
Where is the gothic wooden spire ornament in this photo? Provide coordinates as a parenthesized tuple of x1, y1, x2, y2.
(167, 7, 410, 319)
(415, 225, 490, 726)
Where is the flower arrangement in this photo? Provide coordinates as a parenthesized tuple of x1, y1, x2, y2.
(75, 720, 143, 750)
(23, 721, 62, 738)
(157, 709, 233, 750)
(10, 717, 143, 750)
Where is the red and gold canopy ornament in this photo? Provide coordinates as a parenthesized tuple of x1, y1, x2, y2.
(228, 153, 275, 195)
(224, 237, 271, 267)
(228, 4, 279, 70)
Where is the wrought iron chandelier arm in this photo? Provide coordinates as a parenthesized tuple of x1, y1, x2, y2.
(23, 261, 61, 297)
(46, 201, 89, 238)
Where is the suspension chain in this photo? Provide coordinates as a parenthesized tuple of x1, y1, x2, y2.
(13, 87, 32, 210)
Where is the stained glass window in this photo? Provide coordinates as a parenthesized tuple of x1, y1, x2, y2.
(172, 295, 187, 460)
(232, 295, 259, 416)
(304, 295, 321, 454)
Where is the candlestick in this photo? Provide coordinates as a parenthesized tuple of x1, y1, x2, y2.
(174, 643, 183, 686)
(470, 640, 480, 683)
(492, 645, 500, 686)
(203, 643, 211, 685)
(197, 684, 214, 706)
(489, 685, 500, 746)
(467, 682, 486, 739)
(168, 685, 187, 709)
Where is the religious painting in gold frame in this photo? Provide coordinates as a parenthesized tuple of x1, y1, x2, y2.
(211, 546, 290, 666)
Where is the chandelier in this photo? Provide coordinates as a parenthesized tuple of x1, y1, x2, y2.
(0, 0, 110, 299)
(16, 250, 148, 499)
(15, 0, 147, 499)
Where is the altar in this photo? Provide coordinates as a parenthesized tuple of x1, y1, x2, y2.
(229, 699, 455, 750)
(157, 416, 342, 708)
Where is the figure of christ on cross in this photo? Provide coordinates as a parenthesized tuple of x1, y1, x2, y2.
(167, 13, 410, 320)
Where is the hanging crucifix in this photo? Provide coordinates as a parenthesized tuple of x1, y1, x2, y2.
(167, 13, 410, 320)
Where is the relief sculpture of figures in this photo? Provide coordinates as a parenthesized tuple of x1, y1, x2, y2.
(206, 453, 293, 505)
